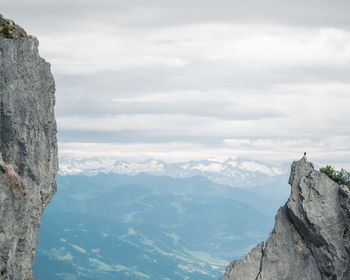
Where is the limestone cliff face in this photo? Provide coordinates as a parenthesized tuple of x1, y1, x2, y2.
(223, 157, 350, 280)
(0, 15, 58, 279)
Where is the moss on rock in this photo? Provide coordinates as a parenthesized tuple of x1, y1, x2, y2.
(0, 17, 29, 39)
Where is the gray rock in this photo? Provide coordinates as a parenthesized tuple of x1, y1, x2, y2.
(0, 16, 57, 279)
(223, 156, 350, 280)
(223, 242, 263, 280)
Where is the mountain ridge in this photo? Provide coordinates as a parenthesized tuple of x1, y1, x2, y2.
(59, 157, 289, 188)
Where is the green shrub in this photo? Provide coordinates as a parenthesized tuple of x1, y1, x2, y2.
(319, 165, 335, 177)
(320, 165, 350, 187)
(0, 164, 5, 174)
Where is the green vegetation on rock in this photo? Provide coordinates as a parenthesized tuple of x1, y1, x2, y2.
(0, 17, 28, 39)
(320, 165, 350, 187)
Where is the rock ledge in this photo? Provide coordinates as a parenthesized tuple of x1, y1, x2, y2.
(223, 157, 350, 280)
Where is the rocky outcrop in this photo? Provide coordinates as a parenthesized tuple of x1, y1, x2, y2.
(223, 157, 350, 280)
(0, 15, 58, 279)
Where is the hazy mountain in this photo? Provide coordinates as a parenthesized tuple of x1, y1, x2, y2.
(33, 173, 289, 279)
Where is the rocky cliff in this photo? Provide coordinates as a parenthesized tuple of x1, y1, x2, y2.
(223, 157, 350, 280)
(0, 15, 58, 279)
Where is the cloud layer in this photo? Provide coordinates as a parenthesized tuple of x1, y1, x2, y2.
(2, 1, 350, 168)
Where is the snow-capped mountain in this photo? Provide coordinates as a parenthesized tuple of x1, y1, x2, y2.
(59, 157, 289, 188)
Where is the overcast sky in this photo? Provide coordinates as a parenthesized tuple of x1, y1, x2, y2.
(2, 1, 350, 167)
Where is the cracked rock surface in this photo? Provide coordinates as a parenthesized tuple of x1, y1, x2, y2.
(223, 157, 350, 280)
(0, 14, 58, 279)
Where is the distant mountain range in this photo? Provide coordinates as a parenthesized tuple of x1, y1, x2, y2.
(59, 157, 290, 188)
(34, 173, 285, 279)
(34, 158, 292, 279)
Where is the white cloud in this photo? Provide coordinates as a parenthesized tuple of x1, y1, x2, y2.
(3, 1, 350, 167)
(39, 24, 350, 74)
(56, 84, 350, 139)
